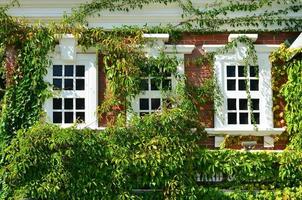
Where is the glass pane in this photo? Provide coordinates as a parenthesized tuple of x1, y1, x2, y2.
(250, 80, 259, 91)
(64, 79, 73, 90)
(251, 99, 259, 110)
(238, 80, 246, 91)
(76, 112, 85, 123)
(53, 65, 62, 76)
(151, 79, 160, 90)
(139, 79, 149, 91)
(53, 98, 62, 110)
(250, 66, 258, 77)
(227, 80, 236, 90)
(162, 79, 172, 90)
(227, 99, 236, 110)
(239, 113, 249, 124)
(139, 98, 149, 110)
(76, 65, 85, 77)
(238, 65, 245, 77)
(64, 112, 73, 123)
(76, 79, 85, 90)
(65, 65, 74, 76)
(252, 113, 260, 124)
(76, 98, 85, 110)
(53, 112, 62, 123)
(227, 65, 235, 77)
(151, 98, 161, 110)
(228, 113, 237, 124)
(64, 98, 73, 110)
(163, 71, 172, 77)
(239, 99, 248, 110)
(53, 79, 62, 90)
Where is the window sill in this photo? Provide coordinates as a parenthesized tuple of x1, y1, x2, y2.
(205, 127, 285, 136)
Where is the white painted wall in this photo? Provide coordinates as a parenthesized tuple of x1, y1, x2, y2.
(1, 0, 301, 29)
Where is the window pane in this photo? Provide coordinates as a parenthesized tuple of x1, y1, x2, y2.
(238, 65, 245, 77)
(250, 80, 259, 91)
(251, 99, 259, 110)
(53, 112, 62, 123)
(238, 80, 246, 90)
(76, 98, 85, 110)
(252, 113, 260, 124)
(76, 65, 85, 77)
(53, 65, 62, 76)
(151, 79, 160, 90)
(76, 112, 85, 123)
(139, 98, 149, 110)
(250, 66, 258, 77)
(64, 79, 73, 90)
(228, 113, 237, 124)
(65, 65, 74, 76)
(64, 98, 73, 110)
(227, 80, 236, 90)
(76, 79, 85, 90)
(239, 113, 249, 124)
(64, 112, 73, 123)
(140, 79, 149, 91)
(239, 99, 248, 110)
(227, 99, 236, 110)
(162, 79, 172, 90)
(53, 79, 62, 90)
(163, 71, 172, 77)
(151, 98, 161, 110)
(227, 65, 235, 77)
(53, 98, 62, 109)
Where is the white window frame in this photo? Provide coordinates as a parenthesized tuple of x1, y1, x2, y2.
(129, 36, 195, 117)
(203, 42, 284, 136)
(44, 53, 98, 129)
(131, 53, 184, 116)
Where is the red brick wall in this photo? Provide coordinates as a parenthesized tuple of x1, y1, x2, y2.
(98, 32, 299, 149)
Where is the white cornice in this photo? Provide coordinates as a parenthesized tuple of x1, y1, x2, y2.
(163, 45, 195, 54)
(206, 128, 285, 136)
(228, 34, 258, 42)
(143, 34, 169, 42)
(203, 44, 279, 53)
(290, 32, 302, 49)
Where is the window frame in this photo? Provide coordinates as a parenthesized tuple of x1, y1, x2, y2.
(203, 43, 282, 135)
(44, 53, 98, 128)
(130, 54, 184, 117)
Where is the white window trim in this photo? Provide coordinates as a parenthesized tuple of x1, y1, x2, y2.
(129, 34, 195, 118)
(203, 43, 285, 136)
(44, 36, 98, 129)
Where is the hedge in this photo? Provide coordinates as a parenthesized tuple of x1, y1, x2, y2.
(1, 110, 302, 199)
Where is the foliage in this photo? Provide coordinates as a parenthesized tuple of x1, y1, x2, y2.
(0, 108, 206, 199)
(0, 26, 55, 146)
(281, 59, 302, 149)
(270, 45, 302, 149)
(0, 123, 114, 200)
(2, 121, 302, 199)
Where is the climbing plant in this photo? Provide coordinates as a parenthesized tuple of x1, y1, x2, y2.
(0, 0, 301, 144)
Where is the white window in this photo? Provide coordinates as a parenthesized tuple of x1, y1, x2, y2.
(135, 71, 174, 116)
(44, 54, 98, 128)
(203, 35, 284, 136)
(130, 48, 195, 116)
(225, 65, 260, 125)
